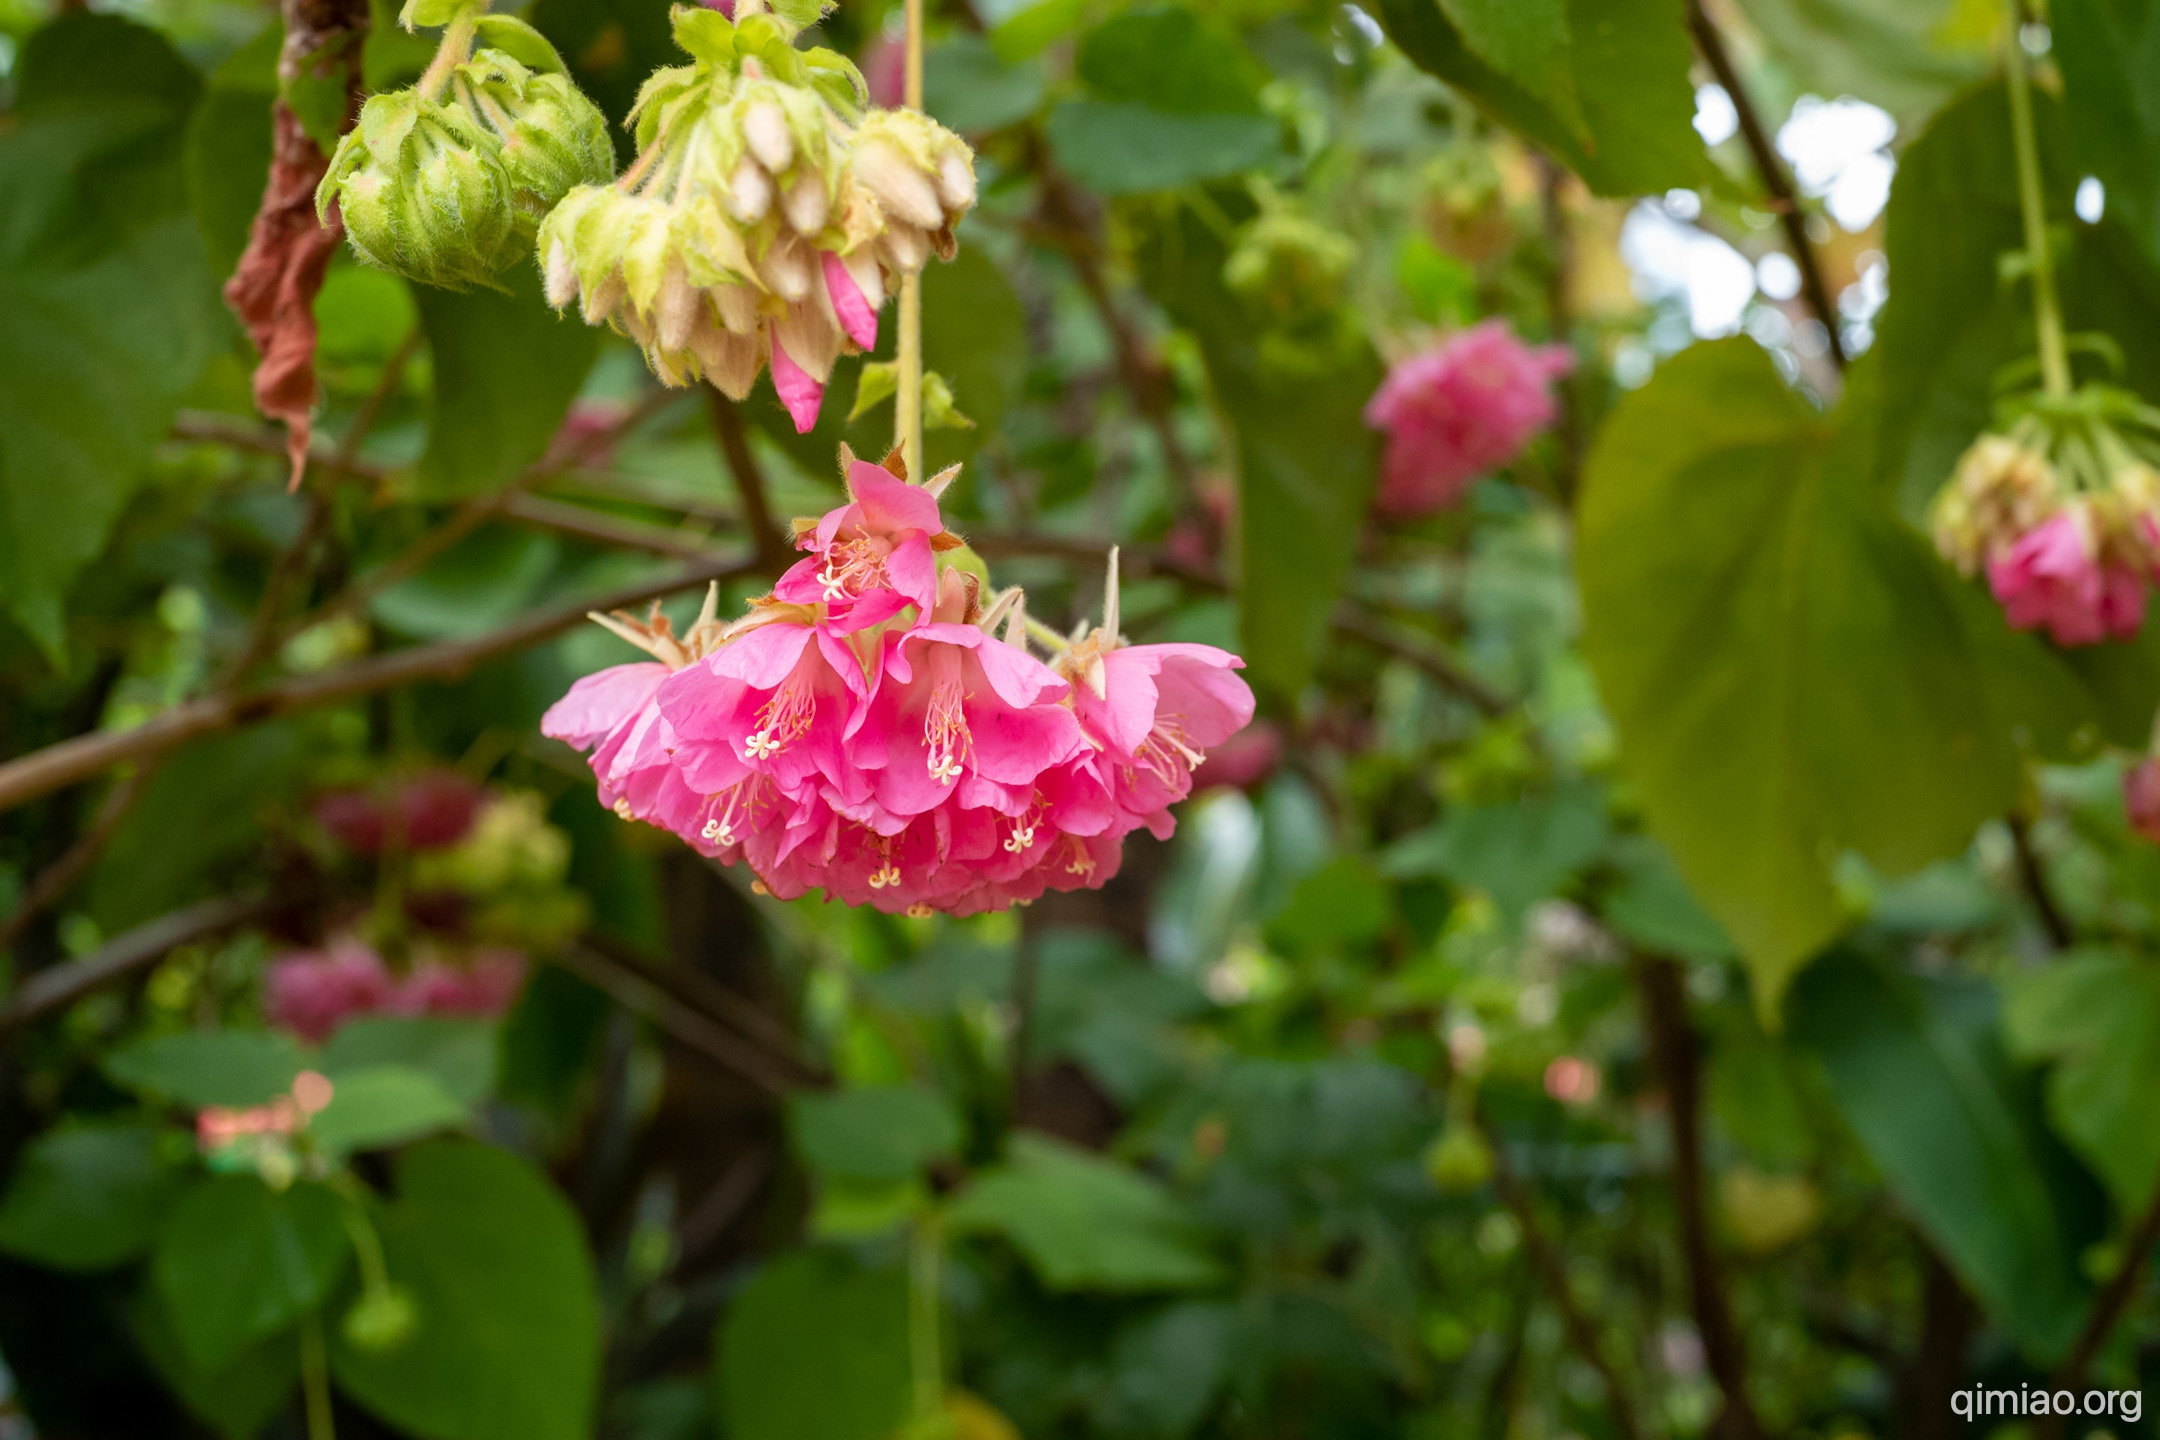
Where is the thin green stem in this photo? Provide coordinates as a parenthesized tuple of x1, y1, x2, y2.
(1022, 616, 1073, 653)
(895, 0, 926, 483)
(300, 1312, 337, 1440)
(415, 5, 483, 101)
(2003, 1, 2071, 398)
(336, 1192, 393, 1295)
(909, 1213, 944, 1427)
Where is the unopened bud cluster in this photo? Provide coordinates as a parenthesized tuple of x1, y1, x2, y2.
(1928, 396, 2160, 647)
(538, 2, 976, 432)
(318, 3, 613, 289)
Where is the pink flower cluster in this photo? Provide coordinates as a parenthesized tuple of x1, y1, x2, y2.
(542, 458, 1255, 915)
(1364, 320, 1574, 516)
(266, 939, 528, 1042)
(1986, 503, 2151, 647)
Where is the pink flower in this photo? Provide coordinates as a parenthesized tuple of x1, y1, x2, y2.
(852, 570, 1087, 822)
(1193, 720, 1283, 790)
(1986, 505, 2147, 646)
(1364, 320, 1573, 516)
(314, 771, 483, 855)
(822, 253, 880, 351)
(773, 461, 945, 631)
(657, 608, 878, 809)
(770, 337, 824, 433)
(392, 950, 528, 1019)
(861, 33, 905, 109)
(266, 940, 395, 1042)
(2125, 758, 2160, 844)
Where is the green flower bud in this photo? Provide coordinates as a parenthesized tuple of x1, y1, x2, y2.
(342, 1284, 420, 1353)
(1224, 208, 1354, 318)
(319, 89, 522, 290)
(450, 42, 615, 216)
(1422, 1124, 1493, 1194)
(848, 109, 975, 274)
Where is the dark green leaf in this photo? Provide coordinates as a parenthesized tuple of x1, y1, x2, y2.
(2003, 949, 2160, 1212)
(0, 13, 223, 658)
(1578, 339, 2017, 1015)
(308, 1066, 472, 1156)
(2055, 0, 2160, 271)
(1134, 204, 1380, 697)
(330, 1140, 599, 1440)
(85, 722, 307, 931)
(1381, 786, 1607, 917)
(0, 1123, 179, 1271)
(183, 23, 280, 281)
(1046, 9, 1278, 194)
(1375, 0, 1707, 196)
(714, 1248, 911, 1440)
(1264, 857, 1393, 953)
(371, 526, 562, 641)
(1074, 8, 1264, 112)
(1601, 833, 1737, 961)
(1788, 952, 2088, 1357)
(925, 34, 1045, 134)
(1731, 0, 1986, 127)
(130, 1287, 300, 1440)
(319, 1016, 498, 1107)
(153, 1176, 349, 1373)
(946, 1133, 1222, 1292)
(921, 246, 1028, 476)
(413, 265, 598, 499)
(787, 1086, 963, 1183)
(1437, 0, 1580, 126)
(106, 1029, 305, 1110)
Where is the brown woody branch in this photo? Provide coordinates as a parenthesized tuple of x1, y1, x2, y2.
(1636, 953, 1768, 1440)
(547, 944, 797, 1097)
(0, 766, 159, 954)
(0, 554, 760, 817)
(1485, 1115, 1648, 1440)
(2007, 812, 2074, 950)
(707, 391, 794, 570)
(0, 893, 274, 1036)
(1683, 0, 1847, 369)
(2036, 1174, 2160, 1439)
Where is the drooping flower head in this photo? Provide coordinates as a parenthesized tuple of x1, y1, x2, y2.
(1986, 502, 2148, 647)
(773, 450, 962, 630)
(1364, 319, 1574, 516)
(538, 0, 974, 431)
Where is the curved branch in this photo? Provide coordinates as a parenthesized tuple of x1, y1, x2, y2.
(0, 555, 760, 816)
(1684, 0, 1847, 368)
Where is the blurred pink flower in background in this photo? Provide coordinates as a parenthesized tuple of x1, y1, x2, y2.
(267, 940, 527, 1041)
(2125, 757, 2160, 843)
(1986, 503, 2148, 647)
(1543, 1055, 1601, 1106)
(314, 770, 483, 855)
(862, 33, 905, 108)
(1365, 319, 1573, 516)
(1192, 721, 1283, 791)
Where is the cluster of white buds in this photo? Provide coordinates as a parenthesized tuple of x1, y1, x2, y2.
(538, 0, 976, 432)
(318, 0, 613, 290)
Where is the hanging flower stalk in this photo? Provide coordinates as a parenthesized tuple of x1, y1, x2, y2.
(537, 0, 975, 431)
(1924, 7, 2160, 647)
(543, 453, 1255, 915)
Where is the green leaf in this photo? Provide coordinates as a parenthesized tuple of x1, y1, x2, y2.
(925, 34, 1045, 134)
(787, 1086, 963, 1183)
(330, 1140, 599, 1440)
(319, 1016, 499, 1106)
(130, 1287, 301, 1440)
(1045, 9, 1278, 194)
(1730, 0, 1987, 128)
(413, 264, 598, 499)
(1134, 204, 1380, 697)
(919, 245, 1027, 475)
(1265, 856, 1393, 954)
(1437, 0, 1581, 129)
(0, 1123, 180, 1271)
(153, 1176, 350, 1372)
(1600, 833, 1738, 962)
(2003, 949, 2160, 1213)
(1577, 339, 2017, 1016)
(85, 722, 307, 931)
(0, 12, 224, 658)
(1380, 786, 1607, 918)
(309, 1066, 472, 1156)
(184, 22, 280, 281)
(107, 1029, 306, 1110)
(371, 526, 561, 640)
(1045, 102, 1279, 196)
(946, 1133, 1222, 1292)
(1375, 0, 1707, 197)
(2053, 0, 2160, 271)
(1787, 952, 2089, 1358)
(714, 1248, 912, 1440)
